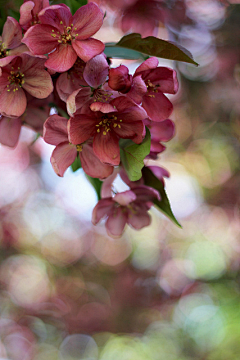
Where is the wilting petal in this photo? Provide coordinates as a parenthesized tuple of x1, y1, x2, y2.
(92, 198, 115, 225)
(83, 53, 108, 88)
(128, 211, 151, 230)
(72, 3, 103, 39)
(105, 207, 128, 238)
(45, 44, 78, 72)
(50, 142, 77, 177)
(80, 143, 114, 179)
(72, 38, 105, 63)
(142, 91, 173, 121)
(135, 57, 159, 75)
(0, 87, 27, 118)
(22, 24, 59, 54)
(68, 115, 96, 144)
(114, 190, 136, 206)
(43, 115, 68, 145)
(2, 17, 22, 49)
(93, 131, 120, 166)
(0, 116, 22, 147)
(66, 88, 92, 116)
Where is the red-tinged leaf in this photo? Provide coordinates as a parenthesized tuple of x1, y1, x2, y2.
(116, 33, 198, 66)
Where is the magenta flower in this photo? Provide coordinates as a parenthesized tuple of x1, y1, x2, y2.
(19, 0, 50, 31)
(22, 3, 105, 72)
(43, 114, 113, 178)
(68, 96, 147, 166)
(0, 17, 29, 68)
(92, 185, 160, 238)
(0, 54, 53, 118)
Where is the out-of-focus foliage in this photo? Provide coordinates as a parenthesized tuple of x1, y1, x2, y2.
(0, 0, 240, 359)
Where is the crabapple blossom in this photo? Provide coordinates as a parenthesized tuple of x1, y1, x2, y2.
(22, 3, 105, 72)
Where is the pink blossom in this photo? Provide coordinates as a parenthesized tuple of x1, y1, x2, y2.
(19, 0, 50, 31)
(92, 185, 160, 237)
(0, 17, 29, 68)
(0, 116, 22, 147)
(68, 96, 146, 166)
(22, 3, 105, 72)
(0, 54, 53, 118)
(43, 114, 113, 178)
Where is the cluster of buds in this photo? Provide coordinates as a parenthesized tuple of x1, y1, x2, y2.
(0, 0, 179, 237)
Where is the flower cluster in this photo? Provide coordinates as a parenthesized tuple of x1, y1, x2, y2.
(0, 0, 179, 237)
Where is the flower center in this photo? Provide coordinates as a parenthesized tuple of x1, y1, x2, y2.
(51, 23, 79, 45)
(95, 115, 122, 135)
(7, 68, 25, 92)
(146, 79, 160, 98)
(93, 89, 113, 103)
(0, 43, 9, 58)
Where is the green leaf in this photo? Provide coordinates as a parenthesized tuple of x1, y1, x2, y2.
(85, 175, 103, 201)
(120, 128, 151, 181)
(104, 44, 148, 60)
(65, 0, 87, 13)
(71, 156, 81, 172)
(115, 33, 198, 66)
(142, 167, 181, 227)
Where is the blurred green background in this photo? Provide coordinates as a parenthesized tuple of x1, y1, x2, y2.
(0, 0, 240, 359)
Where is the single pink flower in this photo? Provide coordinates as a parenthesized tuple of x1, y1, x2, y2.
(22, 3, 105, 72)
(19, 0, 50, 31)
(43, 114, 113, 178)
(92, 185, 160, 238)
(0, 17, 29, 68)
(0, 55, 53, 118)
(129, 57, 179, 121)
(68, 96, 146, 166)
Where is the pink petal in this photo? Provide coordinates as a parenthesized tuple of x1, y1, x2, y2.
(50, 142, 77, 177)
(0, 116, 22, 147)
(128, 75, 147, 104)
(0, 87, 27, 118)
(2, 17, 22, 49)
(150, 141, 166, 155)
(39, 4, 72, 30)
(100, 168, 119, 198)
(90, 102, 116, 113)
(0, 72, 10, 93)
(72, 3, 104, 39)
(83, 53, 109, 88)
(149, 119, 175, 141)
(147, 165, 170, 183)
(22, 24, 59, 55)
(142, 91, 173, 121)
(108, 65, 132, 93)
(72, 38, 105, 62)
(114, 190, 136, 206)
(93, 131, 120, 166)
(134, 57, 159, 75)
(19, 1, 35, 29)
(80, 143, 114, 179)
(105, 207, 128, 238)
(22, 65, 53, 99)
(127, 211, 151, 230)
(92, 198, 115, 225)
(133, 185, 160, 202)
(45, 43, 77, 72)
(43, 115, 68, 145)
(68, 115, 96, 144)
(113, 120, 144, 144)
